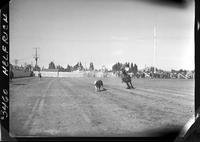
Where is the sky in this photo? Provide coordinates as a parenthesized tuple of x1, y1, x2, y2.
(10, 0, 194, 71)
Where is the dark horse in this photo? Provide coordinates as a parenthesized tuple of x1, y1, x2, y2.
(121, 70, 134, 89)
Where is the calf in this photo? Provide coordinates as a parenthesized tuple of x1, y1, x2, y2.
(94, 80, 104, 91)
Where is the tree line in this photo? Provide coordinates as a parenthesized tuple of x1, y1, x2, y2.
(47, 61, 139, 73)
(16, 61, 192, 78)
(48, 61, 94, 72)
(112, 62, 138, 75)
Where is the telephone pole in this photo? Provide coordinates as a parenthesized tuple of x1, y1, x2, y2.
(33, 47, 39, 70)
(153, 25, 157, 74)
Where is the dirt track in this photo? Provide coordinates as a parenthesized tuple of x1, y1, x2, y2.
(9, 77, 194, 137)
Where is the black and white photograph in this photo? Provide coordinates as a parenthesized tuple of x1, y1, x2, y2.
(8, 0, 195, 139)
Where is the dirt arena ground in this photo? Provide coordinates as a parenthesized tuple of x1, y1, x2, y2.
(9, 77, 194, 137)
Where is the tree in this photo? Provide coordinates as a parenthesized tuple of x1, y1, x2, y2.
(112, 63, 116, 72)
(178, 69, 184, 74)
(48, 61, 56, 69)
(25, 64, 33, 72)
(133, 64, 138, 75)
(57, 65, 65, 72)
(112, 62, 123, 72)
(33, 65, 41, 71)
(130, 63, 134, 73)
(74, 62, 84, 71)
(73, 62, 79, 71)
(79, 62, 84, 70)
(65, 64, 72, 72)
(171, 69, 176, 73)
(89, 62, 94, 71)
(150, 66, 154, 73)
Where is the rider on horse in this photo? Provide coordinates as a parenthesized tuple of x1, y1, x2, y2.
(121, 66, 134, 89)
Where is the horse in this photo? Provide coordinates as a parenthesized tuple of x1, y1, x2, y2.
(121, 71, 134, 89)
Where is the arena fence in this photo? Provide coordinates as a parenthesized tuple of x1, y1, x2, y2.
(12, 70, 33, 78)
(34, 71, 116, 78)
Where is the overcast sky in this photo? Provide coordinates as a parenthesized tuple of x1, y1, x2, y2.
(10, 0, 194, 70)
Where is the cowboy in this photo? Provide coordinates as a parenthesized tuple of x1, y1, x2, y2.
(121, 66, 134, 89)
(38, 71, 42, 80)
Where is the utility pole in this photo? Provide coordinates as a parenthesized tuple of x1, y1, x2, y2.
(153, 25, 157, 75)
(33, 47, 39, 70)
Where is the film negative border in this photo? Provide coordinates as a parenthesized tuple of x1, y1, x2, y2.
(195, 0, 200, 115)
(0, 0, 199, 142)
(0, 1, 9, 141)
